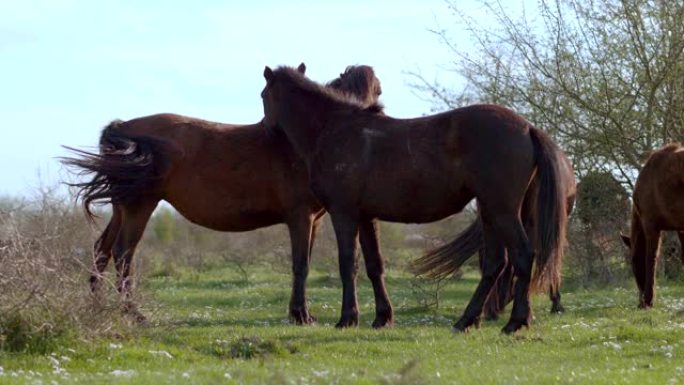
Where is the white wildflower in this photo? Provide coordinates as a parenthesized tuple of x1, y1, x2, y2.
(110, 370, 136, 377)
(148, 350, 173, 359)
(603, 341, 622, 351)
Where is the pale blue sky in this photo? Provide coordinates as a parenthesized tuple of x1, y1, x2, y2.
(0, 0, 525, 196)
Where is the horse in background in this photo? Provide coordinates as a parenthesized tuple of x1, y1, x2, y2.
(621, 143, 684, 308)
(61, 64, 382, 324)
(261, 65, 568, 334)
(413, 152, 576, 320)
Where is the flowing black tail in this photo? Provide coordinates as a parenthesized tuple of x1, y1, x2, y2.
(410, 218, 483, 279)
(60, 120, 177, 223)
(412, 127, 567, 293)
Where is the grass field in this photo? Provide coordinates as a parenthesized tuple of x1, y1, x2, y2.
(1, 266, 683, 384)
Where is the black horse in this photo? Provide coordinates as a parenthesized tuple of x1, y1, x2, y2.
(261, 65, 568, 333)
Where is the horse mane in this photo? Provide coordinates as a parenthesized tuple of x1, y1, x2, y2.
(327, 65, 382, 105)
(273, 66, 384, 113)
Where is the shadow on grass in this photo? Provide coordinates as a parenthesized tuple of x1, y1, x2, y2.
(158, 315, 289, 328)
(150, 301, 464, 333)
(147, 322, 457, 360)
(154, 292, 290, 310)
(145, 278, 254, 291)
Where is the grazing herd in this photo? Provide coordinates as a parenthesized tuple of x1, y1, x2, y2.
(62, 63, 683, 334)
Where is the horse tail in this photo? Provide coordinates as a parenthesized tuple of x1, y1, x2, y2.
(61, 120, 178, 223)
(410, 218, 483, 279)
(528, 127, 567, 293)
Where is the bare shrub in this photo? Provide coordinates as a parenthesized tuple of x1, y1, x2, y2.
(0, 188, 129, 352)
(565, 172, 630, 285)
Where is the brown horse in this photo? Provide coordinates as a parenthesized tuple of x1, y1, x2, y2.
(61, 64, 382, 324)
(413, 152, 576, 320)
(621, 143, 684, 308)
(261, 65, 568, 333)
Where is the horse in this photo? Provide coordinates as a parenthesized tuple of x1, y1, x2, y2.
(61, 64, 382, 324)
(620, 143, 684, 308)
(260, 65, 569, 334)
(412, 152, 576, 320)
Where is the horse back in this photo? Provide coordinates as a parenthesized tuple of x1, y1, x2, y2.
(111, 114, 316, 230)
(314, 105, 536, 223)
(634, 143, 684, 230)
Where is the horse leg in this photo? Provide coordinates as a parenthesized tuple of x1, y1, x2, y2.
(309, 212, 325, 256)
(549, 286, 564, 313)
(112, 200, 157, 322)
(629, 219, 647, 301)
(496, 216, 535, 335)
(453, 217, 506, 332)
(330, 212, 360, 328)
(90, 205, 122, 292)
(486, 185, 543, 319)
(641, 228, 661, 308)
(359, 219, 393, 328)
(478, 241, 498, 321)
(484, 258, 513, 321)
(286, 212, 316, 324)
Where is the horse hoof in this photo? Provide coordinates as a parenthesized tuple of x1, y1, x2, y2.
(89, 276, 102, 293)
(452, 316, 477, 333)
(501, 318, 528, 335)
(335, 314, 359, 328)
(484, 312, 499, 322)
(371, 308, 394, 329)
(473, 316, 482, 329)
(122, 306, 147, 324)
(289, 307, 317, 325)
(134, 313, 148, 324)
(371, 316, 394, 329)
(550, 304, 565, 314)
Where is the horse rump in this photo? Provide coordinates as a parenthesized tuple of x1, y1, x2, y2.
(411, 127, 567, 294)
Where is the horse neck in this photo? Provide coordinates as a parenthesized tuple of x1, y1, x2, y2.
(279, 93, 331, 159)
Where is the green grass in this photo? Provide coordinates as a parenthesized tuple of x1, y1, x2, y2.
(1, 266, 684, 384)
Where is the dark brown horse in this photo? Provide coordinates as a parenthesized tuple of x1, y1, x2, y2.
(261, 65, 568, 333)
(413, 153, 576, 320)
(62, 64, 382, 324)
(621, 143, 684, 308)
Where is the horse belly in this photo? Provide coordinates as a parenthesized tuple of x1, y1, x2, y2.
(164, 176, 287, 232)
(362, 178, 471, 224)
(167, 194, 285, 231)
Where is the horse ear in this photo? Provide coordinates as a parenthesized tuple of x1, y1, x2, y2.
(297, 63, 306, 74)
(620, 233, 631, 248)
(264, 66, 274, 81)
